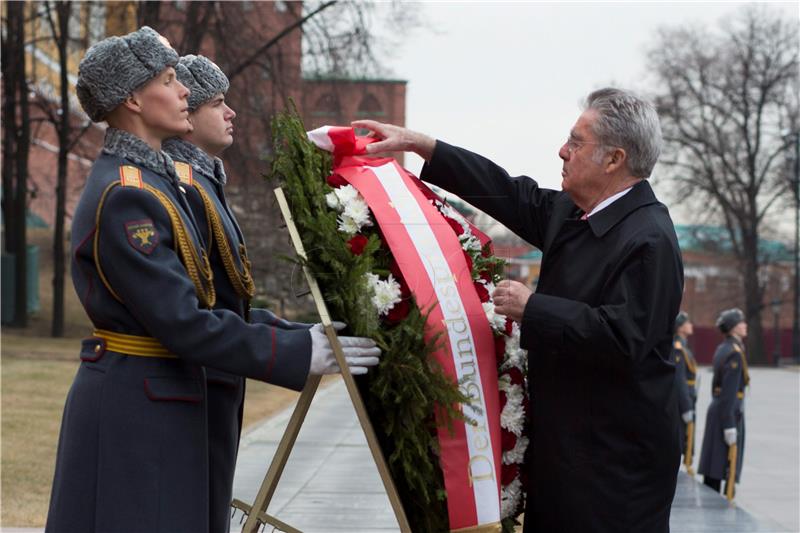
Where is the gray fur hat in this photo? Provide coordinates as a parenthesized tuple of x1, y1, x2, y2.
(76, 26, 179, 122)
(674, 311, 690, 331)
(176, 55, 230, 112)
(716, 308, 745, 334)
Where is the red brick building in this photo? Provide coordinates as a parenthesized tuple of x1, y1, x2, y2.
(22, 1, 407, 231)
(505, 224, 796, 364)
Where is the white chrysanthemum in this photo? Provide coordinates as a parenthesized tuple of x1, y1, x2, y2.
(505, 328, 520, 353)
(500, 381, 525, 436)
(337, 215, 360, 235)
(334, 184, 359, 205)
(485, 281, 496, 298)
(501, 327, 527, 369)
(460, 233, 482, 252)
(442, 203, 468, 225)
(483, 301, 507, 332)
(503, 435, 529, 465)
(500, 477, 523, 519)
(325, 191, 341, 210)
(366, 273, 402, 316)
(343, 197, 373, 229)
(502, 347, 527, 373)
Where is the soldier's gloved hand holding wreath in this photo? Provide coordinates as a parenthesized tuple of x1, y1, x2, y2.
(309, 322, 381, 375)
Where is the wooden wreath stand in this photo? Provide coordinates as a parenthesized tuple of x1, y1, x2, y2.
(231, 187, 411, 533)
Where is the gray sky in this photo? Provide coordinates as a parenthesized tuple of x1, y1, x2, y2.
(380, 1, 797, 230)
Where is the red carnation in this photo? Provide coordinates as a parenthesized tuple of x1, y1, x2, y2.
(501, 429, 518, 451)
(389, 260, 411, 298)
(506, 366, 524, 386)
(445, 216, 465, 236)
(385, 298, 411, 324)
(501, 463, 519, 486)
(390, 259, 403, 279)
(504, 317, 514, 336)
(416, 179, 441, 203)
(480, 270, 493, 284)
(327, 172, 349, 188)
(494, 335, 506, 364)
(347, 234, 368, 255)
(463, 252, 473, 274)
(519, 467, 529, 490)
(499, 390, 507, 412)
(474, 281, 490, 303)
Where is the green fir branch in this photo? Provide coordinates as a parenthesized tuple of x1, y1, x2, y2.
(270, 104, 469, 532)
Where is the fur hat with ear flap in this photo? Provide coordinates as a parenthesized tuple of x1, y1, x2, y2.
(716, 308, 745, 334)
(76, 26, 179, 122)
(674, 311, 690, 331)
(175, 54, 230, 112)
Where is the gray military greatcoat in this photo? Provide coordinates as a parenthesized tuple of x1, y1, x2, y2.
(163, 137, 310, 533)
(46, 129, 311, 533)
(673, 334, 698, 455)
(698, 336, 748, 482)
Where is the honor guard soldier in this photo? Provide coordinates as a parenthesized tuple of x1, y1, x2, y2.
(163, 54, 312, 532)
(698, 308, 750, 500)
(46, 27, 380, 533)
(673, 311, 698, 474)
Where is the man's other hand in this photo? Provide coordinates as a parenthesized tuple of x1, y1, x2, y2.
(492, 280, 533, 323)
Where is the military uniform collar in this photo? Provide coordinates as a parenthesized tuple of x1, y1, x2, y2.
(729, 335, 745, 350)
(163, 137, 227, 185)
(103, 128, 178, 182)
(586, 180, 660, 238)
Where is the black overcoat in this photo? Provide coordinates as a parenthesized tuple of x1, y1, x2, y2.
(698, 336, 747, 482)
(421, 142, 683, 533)
(46, 131, 312, 533)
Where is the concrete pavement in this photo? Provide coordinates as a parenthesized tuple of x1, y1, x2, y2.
(689, 366, 800, 532)
(230, 367, 799, 533)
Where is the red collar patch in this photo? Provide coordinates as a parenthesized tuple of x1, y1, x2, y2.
(125, 219, 159, 254)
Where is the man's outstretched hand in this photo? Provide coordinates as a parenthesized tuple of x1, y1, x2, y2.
(351, 120, 437, 162)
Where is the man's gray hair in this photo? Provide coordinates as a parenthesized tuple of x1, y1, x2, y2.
(584, 88, 662, 178)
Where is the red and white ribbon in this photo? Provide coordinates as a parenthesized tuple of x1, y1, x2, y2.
(309, 126, 502, 529)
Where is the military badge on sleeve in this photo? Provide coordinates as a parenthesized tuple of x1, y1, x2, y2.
(125, 219, 159, 254)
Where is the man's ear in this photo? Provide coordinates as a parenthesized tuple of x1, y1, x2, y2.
(605, 147, 627, 174)
(121, 94, 143, 114)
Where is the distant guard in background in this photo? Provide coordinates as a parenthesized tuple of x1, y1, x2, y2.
(673, 311, 698, 474)
(698, 308, 750, 500)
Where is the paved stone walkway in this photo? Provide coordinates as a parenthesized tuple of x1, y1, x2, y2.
(229, 382, 396, 532)
(230, 367, 799, 533)
(4, 368, 794, 533)
(687, 365, 800, 532)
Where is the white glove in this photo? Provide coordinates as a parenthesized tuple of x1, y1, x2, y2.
(682, 410, 694, 424)
(723, 427, 737, 446)
(309, 322, 381, 376)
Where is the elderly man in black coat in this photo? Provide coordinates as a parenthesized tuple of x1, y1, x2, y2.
(355, 87, 684, 533)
